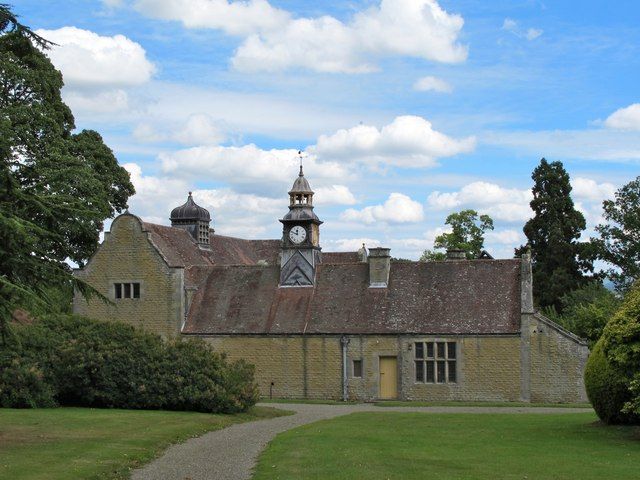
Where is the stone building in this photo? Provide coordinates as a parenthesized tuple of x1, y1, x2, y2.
(74, 167, 589, 403)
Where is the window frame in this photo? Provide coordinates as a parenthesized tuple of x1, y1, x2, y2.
(414, 340, 457, 384)
(352, 359, 363, 378)
(113, 282, 142, 300)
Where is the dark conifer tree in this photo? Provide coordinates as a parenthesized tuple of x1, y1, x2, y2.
(516, 158, 592, 311)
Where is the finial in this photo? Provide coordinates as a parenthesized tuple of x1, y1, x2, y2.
(298, 150, 304, 176)
(188, 191, 192, 196)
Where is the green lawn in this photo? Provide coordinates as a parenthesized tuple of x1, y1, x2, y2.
(0, 406, 287, 480)
(261, 398, 592, 409)
(253, 412, 640, 480)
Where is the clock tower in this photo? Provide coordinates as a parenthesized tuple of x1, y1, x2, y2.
(279, 163, 322, 286)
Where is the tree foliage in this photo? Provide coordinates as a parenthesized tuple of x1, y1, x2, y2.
(593, 176, 640, 292)
(542, 282, 620, 346)
(0, 6, 134, 341)
(0, 315, 259, 412)
(516, 158, 592, 312)
(420, 209, 494, 261)
(585, 281, 640, 424)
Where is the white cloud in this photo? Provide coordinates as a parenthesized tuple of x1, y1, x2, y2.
(482, 129, 640, 161)
(312, 115, 475, 168)
(485, 229, 524, 245)
(413, 76, 453, 93)
(325, 238, 381, 252)
(313, 185, 358, 206)
(572, 177, 617, 202)
(526, 28, 543, 40)
(134, 114, 226, 145)
(341, 193, 424, 224)
(136, 0, 467, 73)
(502, 18, 542, 41)
(124, 162, 188, 221)
(63, 89, 130, 114)
(134, 0, 290, 36)
(604, 104, 640, 131)
(35, 27, 155, 89)
(159, 144, 350, 195)
(427, 181, 533, 222)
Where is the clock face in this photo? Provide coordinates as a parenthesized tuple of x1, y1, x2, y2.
(289, 225, 307, 244)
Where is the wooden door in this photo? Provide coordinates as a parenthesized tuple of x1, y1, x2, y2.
(379, 356, 398, 399)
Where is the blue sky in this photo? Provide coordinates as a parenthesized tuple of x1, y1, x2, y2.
(16, 0, 640, 259)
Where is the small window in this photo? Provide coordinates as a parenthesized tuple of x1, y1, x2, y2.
(415, 342, 424, 358)
(353, 360, 363, 378)
(426, 342, 434, 358)
(114, 282, 141, 300)
(437, 342, 446, 359)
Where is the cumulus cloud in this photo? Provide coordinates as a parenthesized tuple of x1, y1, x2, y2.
(36, 27, 155, 88)
(64, 89, 130, 114)
(159, 144, 350, 196)
(604, 103, 640, 131)
(312, 116, 475, 168)
(325, 238, 381, 252)
(572, 177, 617, 202)
(313, 185, 358, 206)
(135, 0, 467, 73)
(134, 114, 226, 145)
(341, 193, 424, 224)
(427, 181, 533, 222)
(413, 76, 453, 93)
(134, 0, 289, 36)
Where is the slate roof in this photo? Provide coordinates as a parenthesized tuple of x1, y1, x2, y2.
(183, 259, 522, 335)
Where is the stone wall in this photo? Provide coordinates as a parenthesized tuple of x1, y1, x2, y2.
(526, 314, 590, 403)
(73, 214, 184, 339)
(204, 336, 343, 399)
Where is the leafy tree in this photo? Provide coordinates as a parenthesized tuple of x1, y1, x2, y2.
(585, 281, 640, 423)
(542, 282, 620, 346)
(0, 5, 134, 342)
(593, 176, 640, 292)
(420, 209, 494, 261)
(516, 158, 592, 312)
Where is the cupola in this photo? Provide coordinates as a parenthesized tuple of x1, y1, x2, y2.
(170, 192, 212, 247)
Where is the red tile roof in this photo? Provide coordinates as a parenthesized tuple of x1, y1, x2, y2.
(183, 259, 522, 335)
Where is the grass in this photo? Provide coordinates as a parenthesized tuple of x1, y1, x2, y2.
(0, 406, 288, 480)
(374, 400, 593, 409)
(253, 412, 640, 480)
(261, 398, 592, 409)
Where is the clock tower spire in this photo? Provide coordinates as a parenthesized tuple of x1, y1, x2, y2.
(279, 154, 322, 286)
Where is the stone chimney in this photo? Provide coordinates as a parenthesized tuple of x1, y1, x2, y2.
(368, 247, 391, 288)
(446, 248, 466, 260)
(521, 250, 534, 314)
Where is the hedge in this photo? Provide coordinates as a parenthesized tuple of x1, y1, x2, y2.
(0, 315, 259, 413)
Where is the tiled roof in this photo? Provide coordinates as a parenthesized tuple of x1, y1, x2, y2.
(323, 252, 361, 264)
(183, 259, 522, 335)
(206, 234, 281, 266)
(144, 223, 211, 268)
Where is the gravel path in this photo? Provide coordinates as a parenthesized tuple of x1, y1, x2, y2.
(131, 402, 593, 480)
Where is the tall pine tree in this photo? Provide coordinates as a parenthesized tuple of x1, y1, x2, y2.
(516, 158, 592, 312)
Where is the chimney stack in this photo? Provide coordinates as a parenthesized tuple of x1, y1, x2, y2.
(368, 247, 391, 288)
(446, 248, 466, 260)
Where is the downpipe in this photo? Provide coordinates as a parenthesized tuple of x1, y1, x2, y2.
(340, 335, 350, 402)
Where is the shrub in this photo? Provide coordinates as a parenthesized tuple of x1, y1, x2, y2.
(584, 339, 639, 424)
(0, 315, 259, 413)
